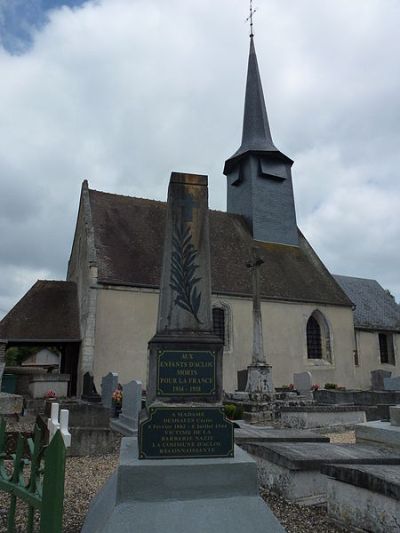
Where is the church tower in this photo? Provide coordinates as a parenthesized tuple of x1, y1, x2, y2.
(223, 36, 299, 247)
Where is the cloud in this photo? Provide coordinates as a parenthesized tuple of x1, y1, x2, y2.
(0, 0, 399, 320)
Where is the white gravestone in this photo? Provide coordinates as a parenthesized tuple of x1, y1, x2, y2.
(293, 372, 312, 394)
(47, 402, 71, 447)
(110, 379, 142, 437)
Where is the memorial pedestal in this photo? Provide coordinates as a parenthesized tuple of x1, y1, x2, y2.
(82, 438, 284, 533)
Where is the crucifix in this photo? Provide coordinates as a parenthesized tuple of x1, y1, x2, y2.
(246, 256, 266, 365)
(246, 0, 257, 38)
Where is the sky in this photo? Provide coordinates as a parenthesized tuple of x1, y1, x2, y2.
(0, 0, 399, 319)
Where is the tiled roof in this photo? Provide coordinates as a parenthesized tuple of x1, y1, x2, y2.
(334, 275, 400, 331)
(0, 281, 81, 342)
(89, 188, 352, 307)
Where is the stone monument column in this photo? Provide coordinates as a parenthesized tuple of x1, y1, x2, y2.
(139, 172, 233, 459)
(245, 255, 274, 397)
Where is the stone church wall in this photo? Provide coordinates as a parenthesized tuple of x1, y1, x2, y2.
(92, 286, 360, 393)
(354, 329, 400, 388)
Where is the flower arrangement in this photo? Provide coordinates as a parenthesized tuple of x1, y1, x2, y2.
(112, 388, 123, 406)
(311, 384, 320, 391)
(45, 389, 57, 399)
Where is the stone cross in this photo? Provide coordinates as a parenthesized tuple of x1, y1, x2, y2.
(47, 402, 71, 447)
(101, 372, 119, 408)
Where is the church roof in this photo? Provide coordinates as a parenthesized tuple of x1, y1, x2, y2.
(88, 188, 352, 307)
(224, 36, 292, 175)
(0, 280, 81, 342)
(334, 275, 400, 332)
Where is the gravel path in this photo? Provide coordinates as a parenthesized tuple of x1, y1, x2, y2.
(0, 421, 354, 532)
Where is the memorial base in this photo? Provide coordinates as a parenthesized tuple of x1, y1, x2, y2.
(82, 438, 284, 533)
(246, 364, 274, 396)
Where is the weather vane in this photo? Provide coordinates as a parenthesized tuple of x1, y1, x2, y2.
(246, 0, 257, 37)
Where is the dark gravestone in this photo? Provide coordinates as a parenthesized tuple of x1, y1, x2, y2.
(237, 369, 248, 392)
(81, 372, 101, 403)
(371, 369, 392, 391)
(139, 173, 233, 459)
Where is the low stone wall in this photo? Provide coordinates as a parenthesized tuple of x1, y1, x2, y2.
(280, 406, 366, 429)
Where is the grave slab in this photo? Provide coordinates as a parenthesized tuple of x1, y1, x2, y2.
(356, 420, 400, 449)
(234, 425, 329, 445)
(82, 438, 285, 533)
(280, 405, 366, 429)
(241, 441, 400, 505)
(322, 464, 400, 532)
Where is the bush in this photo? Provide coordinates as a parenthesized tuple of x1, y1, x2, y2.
(324, 383, 337, 390)
(224, 403, 243, 420)
(224, 404, 236, 419)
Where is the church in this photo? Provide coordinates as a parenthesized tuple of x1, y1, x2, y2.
(1, 36, 399, 396)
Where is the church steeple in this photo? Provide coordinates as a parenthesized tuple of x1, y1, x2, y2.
(223, 36, 298, 247)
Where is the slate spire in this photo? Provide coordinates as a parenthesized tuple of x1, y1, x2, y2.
(223, 35, 298, 247)
(224, 36, 290, 174)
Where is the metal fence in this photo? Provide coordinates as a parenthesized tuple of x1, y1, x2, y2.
(0, 417, 66, 533)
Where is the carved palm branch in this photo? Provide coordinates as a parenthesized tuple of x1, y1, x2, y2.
(170, 222, 202, 322)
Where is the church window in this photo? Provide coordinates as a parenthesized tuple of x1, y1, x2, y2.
(379, 333, 395, 365)
(307, 316, 322, 359)
(306, 310, 332, 362)
(213, 307, 225, 345)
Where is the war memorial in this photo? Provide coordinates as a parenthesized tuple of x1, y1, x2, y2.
(82, 172, 284, 532)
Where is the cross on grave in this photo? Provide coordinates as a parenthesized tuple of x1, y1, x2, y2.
(47, 402, 71, 447)
(176, 192, 198, 222)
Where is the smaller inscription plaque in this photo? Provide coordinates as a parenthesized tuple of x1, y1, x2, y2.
(157, 350, 216, 396)
(139, 407, 234, 459)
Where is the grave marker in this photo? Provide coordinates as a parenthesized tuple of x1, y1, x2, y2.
(110, 379, 142, 436)
(101, 372, 118, 408)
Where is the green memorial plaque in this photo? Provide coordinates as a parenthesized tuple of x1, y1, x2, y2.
(139, 407, 234, 459)
(156, 350, 216, 396)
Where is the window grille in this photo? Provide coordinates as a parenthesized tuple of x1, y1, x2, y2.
(212, 308, 225, 345)
(307, 315, 322, 359)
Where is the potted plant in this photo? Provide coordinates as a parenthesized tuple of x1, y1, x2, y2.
(112, 387, 123, 418)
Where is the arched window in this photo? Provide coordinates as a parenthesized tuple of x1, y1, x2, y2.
(307, 316, 322, 359)
(212, 307, 225, 345)
(306, 310, 332, 362)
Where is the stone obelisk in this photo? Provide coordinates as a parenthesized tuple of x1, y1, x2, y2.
(82, 172, 284, 533)
(139, 172, 233, 459)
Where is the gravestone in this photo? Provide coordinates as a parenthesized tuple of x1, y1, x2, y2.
(294, 371, 312, 394)
(371, 369, 392, 390)
(110, 379, 142, 436)
(390, 405, 400, 427)
(384, 376, 400, 391)
(101, 372, 118, 408)
(237, 369, 248, 392)
(81, 372, 101, 403)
